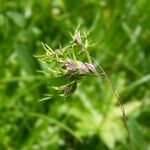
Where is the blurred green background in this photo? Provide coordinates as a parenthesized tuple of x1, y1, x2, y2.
(0, 0, 150, 150)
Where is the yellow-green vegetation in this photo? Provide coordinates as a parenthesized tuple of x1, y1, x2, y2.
(0, 0, 149, 150)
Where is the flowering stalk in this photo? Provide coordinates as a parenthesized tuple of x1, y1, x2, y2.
(37, 27, 132, 149)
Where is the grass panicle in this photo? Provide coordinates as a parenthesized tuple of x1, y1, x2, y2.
(38, 27, 132, 149)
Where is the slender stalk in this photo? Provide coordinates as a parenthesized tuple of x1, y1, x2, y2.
(91, 57, 132, 150)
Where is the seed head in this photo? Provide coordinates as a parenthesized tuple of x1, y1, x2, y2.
(59, 59, 97, 76)
(59, 60, 78, 74)
(78, 61, 90, 74)
(59, 85, 71, 95)
(40, 28, 97, 99)
(85, 63, 97, 74)
(59, 82, 77, 95)
(73, 31, 82, 45)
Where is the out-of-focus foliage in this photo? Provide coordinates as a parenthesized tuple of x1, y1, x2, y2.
(0, 0, 149, 150)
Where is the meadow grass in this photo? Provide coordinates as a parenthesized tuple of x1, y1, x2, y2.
(0, 0, 149, 150)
